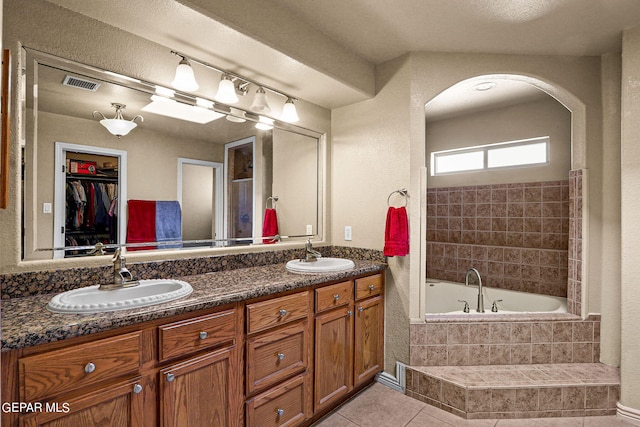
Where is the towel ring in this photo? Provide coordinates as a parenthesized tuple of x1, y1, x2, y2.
(266, 196, 279, 209)
(387, 188, 408, 207)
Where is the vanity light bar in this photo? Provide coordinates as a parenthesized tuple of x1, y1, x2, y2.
(169, 51, 298, 105)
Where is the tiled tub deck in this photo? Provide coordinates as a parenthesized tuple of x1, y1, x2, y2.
(406, 363, 620, 419)
(406, 315, 620, 419)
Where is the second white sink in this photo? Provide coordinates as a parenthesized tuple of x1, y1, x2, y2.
(46, 279, 193, 314)
(286, 257, 355, 274)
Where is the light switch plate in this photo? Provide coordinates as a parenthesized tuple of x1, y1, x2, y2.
(43, 202, 52, 214)
(344, 225, 352, 241)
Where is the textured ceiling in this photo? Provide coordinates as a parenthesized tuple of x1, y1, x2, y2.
(269, 0, 640, 64)
(44, 0, 640, 110)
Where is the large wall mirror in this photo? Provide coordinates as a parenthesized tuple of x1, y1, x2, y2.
(22, 48, 322, 260)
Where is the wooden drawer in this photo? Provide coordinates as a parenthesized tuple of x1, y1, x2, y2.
(315, 281, 353, 313)
(19, 331, 142, 401)
(159, 309, 236, 362)
(247, 291, 309, 335)
(246, 373, 310, 427)
(246, 320, 309, 396)
(355, 273, 383, 300)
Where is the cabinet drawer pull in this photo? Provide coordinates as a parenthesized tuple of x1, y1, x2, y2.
(369, 284, 375, 291)
(84, 362, 96, 374)
(199, 331, 208, 340)
(166, 373, 175, 382)
(347, 310, 353, 316)
(133, 383, 143, 394)
(358, 306, 364, 313)
(333, 294, 340, 301)
(276, 408, 285, 417)
(277, 353, 285, 361)
(279, 309, 287, 317)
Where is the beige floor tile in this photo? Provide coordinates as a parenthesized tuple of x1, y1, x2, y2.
(583, 415, 639, 426)
(532, 417, 584, 426)
(313, 382, 638, 427)
(404, 411, 459, 426)
(313, 412, 360, 427)
(494, 419, 546, 427)
(337, 384, 426, 427)
(417, 404, 497, 426)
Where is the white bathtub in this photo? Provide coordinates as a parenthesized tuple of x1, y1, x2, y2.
(424, 279, 567, 316)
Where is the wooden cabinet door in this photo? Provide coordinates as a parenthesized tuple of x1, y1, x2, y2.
(19, 377, 145, 427)
(354, 296, 384, 387)
(160, 346, 239, 427)
(313, 306, 354, 413)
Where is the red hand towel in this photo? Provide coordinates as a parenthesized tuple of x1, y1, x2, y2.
(126, 200, 157, 251)
(262, 208, 279, 244)
(384, 206, 409, 256)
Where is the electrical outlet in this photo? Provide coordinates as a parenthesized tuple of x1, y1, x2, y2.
(344, 225, 352, 241)
(306, 224, 313, 235)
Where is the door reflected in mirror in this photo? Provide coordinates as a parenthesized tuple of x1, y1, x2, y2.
(22, 48, 321, 260)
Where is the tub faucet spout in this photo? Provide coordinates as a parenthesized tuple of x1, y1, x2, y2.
(465, 267, 484, 313)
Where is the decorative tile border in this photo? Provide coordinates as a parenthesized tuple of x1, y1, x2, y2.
(1, 246, 384, 299)
(568, 169, 585, 315)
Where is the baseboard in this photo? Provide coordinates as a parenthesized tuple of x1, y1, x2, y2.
(617, 402, 640, 426)
(375, 361, 406, 393)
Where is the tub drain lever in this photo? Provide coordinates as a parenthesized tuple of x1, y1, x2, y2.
(491, 299, 503, 312)
(457, 299, 470, 313)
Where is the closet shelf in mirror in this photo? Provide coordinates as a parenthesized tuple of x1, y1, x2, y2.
(65, 174, 118, 182)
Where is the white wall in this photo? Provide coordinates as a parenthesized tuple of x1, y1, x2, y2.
(620, 25, 640, 414)
(332, 55, 413, 372)
(272, 128, 318, 237)
(426, 97, 571, 188)
(181, 164, 215, 240)
(599, 52, 622, 368)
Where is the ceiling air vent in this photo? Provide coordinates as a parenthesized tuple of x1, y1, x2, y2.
(62, 75, 101, 92)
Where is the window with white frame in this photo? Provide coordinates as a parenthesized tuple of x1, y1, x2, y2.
(430, 136, 549, 176)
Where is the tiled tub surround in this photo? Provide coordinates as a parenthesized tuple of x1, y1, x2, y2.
(406, 363, 620, 419)
(568, 169, 586, 316)
(1, 248, 384, 351)
(426, 180, 570, 297)
(410, 316, 601, 367)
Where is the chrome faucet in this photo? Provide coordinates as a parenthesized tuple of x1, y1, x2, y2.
(302, 239, 322, 262)
(100, 247, 139, 290)
(465, 267, 484, 313)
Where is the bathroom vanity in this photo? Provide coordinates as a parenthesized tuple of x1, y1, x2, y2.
(1, 263, 384, 427)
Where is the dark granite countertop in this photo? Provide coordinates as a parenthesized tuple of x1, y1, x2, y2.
(1, 260, 385, 352)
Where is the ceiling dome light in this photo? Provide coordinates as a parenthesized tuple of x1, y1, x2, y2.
(171, 57, 199, 92)
(215, 75, 239, 104)
(92, 103, 143, 139)
(473, 82, 497, 91)
(255, 115, 274, 130)
(280, 97, 299, 123)
(250, 87, 271, 114)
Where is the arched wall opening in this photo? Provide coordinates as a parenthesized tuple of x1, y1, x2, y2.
(420, 73, 588, 319)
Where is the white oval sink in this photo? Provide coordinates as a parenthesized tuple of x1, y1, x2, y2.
(286, 257, 355, 274)
(47, 279, 193, 314)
